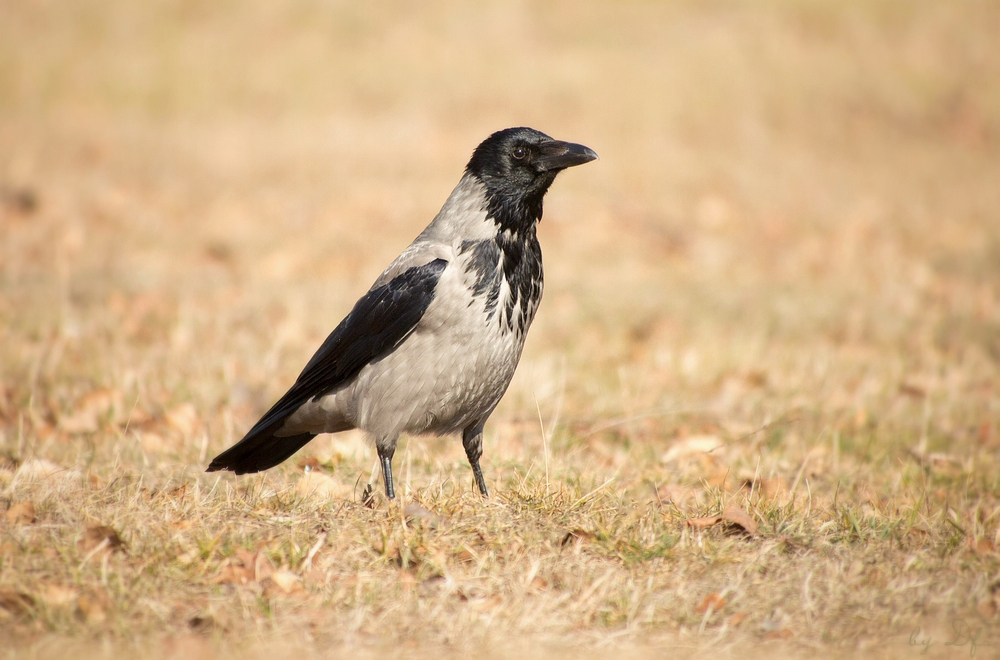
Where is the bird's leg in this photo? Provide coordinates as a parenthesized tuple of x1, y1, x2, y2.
(376, 438, 397, 500)
(462, 425, 489, 497)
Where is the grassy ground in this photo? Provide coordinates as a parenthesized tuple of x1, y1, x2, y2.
(2, 1, 1000, 658)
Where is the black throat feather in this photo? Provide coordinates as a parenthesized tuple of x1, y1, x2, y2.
(460, 186, 545, 336)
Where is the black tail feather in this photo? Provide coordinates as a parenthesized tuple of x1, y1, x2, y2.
(207, 431, 317, 474)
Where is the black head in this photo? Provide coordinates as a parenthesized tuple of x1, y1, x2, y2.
(466, 127, 597, 233)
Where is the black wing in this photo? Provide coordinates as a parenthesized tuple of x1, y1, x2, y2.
(206, 258, 448, 474)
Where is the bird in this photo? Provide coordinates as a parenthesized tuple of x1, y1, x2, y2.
(206, 127, 597, 499)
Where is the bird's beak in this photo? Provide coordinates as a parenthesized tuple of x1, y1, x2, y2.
(535, 140, 599, 172)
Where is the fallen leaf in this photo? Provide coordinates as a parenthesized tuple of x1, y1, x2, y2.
(729, 611, 748, 626)
(763, 628, 793, 640)
(296, 456, 321, 471)
(6, 501, 35, 526)
(0, 589, 34, 620)
(721, 507, 759, 536)
(188, 614, 218, 632)
(210, 550, 275, 585)
(455, 546, 477, 563)
(969, 537, 994, 555)
(685, 515, 722, 529)
(470, 594, 503, 611)
(696, 592, 725, 613)
(898, 382, 927, 398)
(263, 570, 301, 595)
(242, 549, 274, 582)
(77, 524, 126, 558)
(685, 508, 759, 536)
(560, 529, 597, 548)
(76, 594, 107, 625)
(209, 564, 251, 586)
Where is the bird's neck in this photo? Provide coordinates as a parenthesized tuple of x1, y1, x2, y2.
(494, 225, 543, 338)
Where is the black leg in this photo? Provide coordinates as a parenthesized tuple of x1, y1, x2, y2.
(377, 439, 396, 499)
(462, 425, 489, 498)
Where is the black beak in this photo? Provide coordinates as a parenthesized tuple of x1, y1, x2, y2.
(536, 140, 599, 172)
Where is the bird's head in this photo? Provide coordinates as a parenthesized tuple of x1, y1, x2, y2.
(466, 127, 597, 234)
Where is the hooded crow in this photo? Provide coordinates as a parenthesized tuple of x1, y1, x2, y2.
(206, 127, 597, 499)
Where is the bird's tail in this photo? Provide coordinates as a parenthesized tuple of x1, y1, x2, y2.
(206, 409, 317, 475)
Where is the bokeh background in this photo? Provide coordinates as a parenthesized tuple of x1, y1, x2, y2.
(2, 1, 999, 657)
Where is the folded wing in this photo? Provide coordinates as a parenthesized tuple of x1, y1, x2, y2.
(206, 258, 449, 474)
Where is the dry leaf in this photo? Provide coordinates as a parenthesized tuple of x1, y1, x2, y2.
(470, 594, 503, 611)
(263, 570, 301, 595)
(684, 508, 759, 536)
(685, 515, 722, 529)
(210, 564, 250, 585)
(211, 550, 275, 585)
(721, 507, 759, 536)
(968, 537, 994, 555)
(898, 382, 927, 398)
(77, 524, 126, 557)
(188, 614, 218, 632)
(0, 589, 34, 621)
(560, 529, 597, 548)
(77, 594, 108, 625)
(763, 628, 793, 640)
(6, 501, 35, 526)
(296, 456, 321, 471)
(696, 592, 725, 613)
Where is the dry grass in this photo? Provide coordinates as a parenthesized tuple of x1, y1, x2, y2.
(2, 1, 1000, 658)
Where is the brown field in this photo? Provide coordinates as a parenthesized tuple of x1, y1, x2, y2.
(2, 1, 999, 658)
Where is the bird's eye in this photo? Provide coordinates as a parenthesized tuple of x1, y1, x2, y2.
(511, 146, 527, 160)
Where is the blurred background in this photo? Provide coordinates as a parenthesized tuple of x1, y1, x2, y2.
(2, 0, 998, 489)
(2, 1, 1000, 652)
